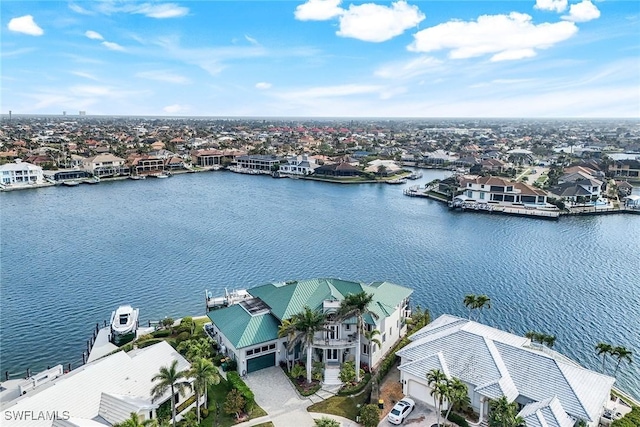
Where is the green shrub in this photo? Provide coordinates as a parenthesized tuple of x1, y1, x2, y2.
(226, 371, 255, 413)
(152, 329, 171, 338)
(338, 373, 371, 396)
(200, 407, 209, 418)
(315, 417, 340, 427)
(138, 338, 163, 348)
(290, 364, 305, 380)
(612, 406, 640, 427)
(212, 354, 225, 366)
(359, 404, 381, 427)
(447, 411, 470, 427)
(137, 334, 153, 342)
(176, 331, 190, 344)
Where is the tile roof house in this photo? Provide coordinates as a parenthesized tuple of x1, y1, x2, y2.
(396, 315, 615, 427)
(0, 341, 194, 427)
(206, 278, 412, 383)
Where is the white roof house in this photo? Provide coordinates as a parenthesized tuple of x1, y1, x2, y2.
(397, 315, 615, 427)
(0, 159, 44, 186)
(1, 341, 192, 427)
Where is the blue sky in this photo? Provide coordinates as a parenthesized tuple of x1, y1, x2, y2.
(2, 0, 639, 117)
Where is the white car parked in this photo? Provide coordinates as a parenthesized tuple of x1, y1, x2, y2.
(387, 397, 415, 425)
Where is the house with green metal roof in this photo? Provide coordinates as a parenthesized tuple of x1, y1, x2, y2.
(206, 278, 412, 380)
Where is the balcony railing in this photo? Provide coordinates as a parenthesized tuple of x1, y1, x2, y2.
(312, 337, 357, 348)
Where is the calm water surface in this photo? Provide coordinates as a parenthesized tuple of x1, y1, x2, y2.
(1, 171, 639, 399)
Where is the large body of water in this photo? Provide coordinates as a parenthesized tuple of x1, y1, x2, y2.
(1, 170, 639, 399)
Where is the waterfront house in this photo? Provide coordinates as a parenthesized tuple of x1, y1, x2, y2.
(0, 341, 194, 427)
(83, 153, 128, 177)
(548, 177, 603, 204)
(458, 176, 548, 205)
(0, 159, 44, 187)
(396, 315, 615, 427)
(130, 155, 164, 176)
(365, 159, 402, 176)
(314, 162, 361, 177)
(206, 278, 412, 384)
(278, 154, 319, 176)
(191, 149, 243, 167)
(236, 154, 282, 172)
(609, 159, 640, 182)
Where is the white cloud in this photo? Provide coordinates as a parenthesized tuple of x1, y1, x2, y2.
(245, 35, 259, 46)
(294, 0, 343, 21)
(69, 3, 94, 15)
(7, 15, 44, 36)
(534, 0, 568, 13)
(101, 41, 125, 51)
(337, 1, 425, 42)
(255, 82, 272, 90)
(71, 71, 100, 81)
(84, 30, 104, 40)
(92, 2, 188, 19)
(136, 70, 190, 84)
(375, 56, 443, 79)
(562, 0, 601, 22)
(409, 12, 578, 61)
(133, 3, 189, 19)
(163, 104, 189, 114)
(69, 85, 111, 97)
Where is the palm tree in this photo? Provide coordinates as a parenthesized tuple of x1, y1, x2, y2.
(489, 396, 524, 427)
(612, 346, 633, 376)
(150, 360, 191, 427)
(443, 378, 469, 423)
(337, 292, 379, 382)
(364, 329, 382, 353)
(278, 306, 328, 383)
(426, 369, 447, 426)
(543, 334, 556, 348)
(463, 294, 476, 319)
(113, 412, 158, 427)
(474, 294, 491, 319)
(189, 357, 220, 423)
(595, 342, 614, 373)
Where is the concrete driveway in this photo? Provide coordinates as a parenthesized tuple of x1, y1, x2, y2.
(378, 400, 438, 427)
(243, 367, 316, 427)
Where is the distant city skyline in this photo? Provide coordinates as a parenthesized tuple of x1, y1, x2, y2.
(2, 0, 639, 118)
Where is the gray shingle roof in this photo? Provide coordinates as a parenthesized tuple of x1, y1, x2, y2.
(518, 396, 575, 427)
(397, 315, 615, 423)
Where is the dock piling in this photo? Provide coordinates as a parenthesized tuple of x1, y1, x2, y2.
(4, 371, 8, 381)
(26, 368, 31, 378)
(82, 352, 86, 364)
(95, 322, 99, 334)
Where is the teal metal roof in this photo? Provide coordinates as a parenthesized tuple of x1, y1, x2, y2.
(207, 304, 280, 349)
(248, 278, 413, 324)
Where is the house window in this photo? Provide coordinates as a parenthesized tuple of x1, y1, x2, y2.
(246, 349, 254, 356)
(481, 184, 485, 188)
(507, 186, 513, 192)
(269, 343, 276, 350)
(149, 411, 153, 420)
(480, 192, 485, 200)
(262, 345, 268, 352)
(366, 324, 373, 332)
(382, 333, 386, 343)
(344, 324, 351, 331)
(362, 344, 370, 355)
(174, 393, 179, 405)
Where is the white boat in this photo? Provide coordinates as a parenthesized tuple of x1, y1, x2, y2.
(155, 173, 169, 179)
(63, 180, 80, 187)
(129, 175, 146, 180)
(110, 305, 139, 346)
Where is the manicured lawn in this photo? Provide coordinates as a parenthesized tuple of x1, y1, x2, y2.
(193, 316, 210, 335)
(199, 377, 267, 427)
(308, 391, 370, 421)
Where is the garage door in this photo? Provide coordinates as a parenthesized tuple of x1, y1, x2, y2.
(247, 352, 276, 373)
(407, 380, 431, 404)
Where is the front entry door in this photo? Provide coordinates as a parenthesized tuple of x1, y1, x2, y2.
(327, 349, 339, 362)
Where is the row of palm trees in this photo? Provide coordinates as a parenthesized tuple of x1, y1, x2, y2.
(595, 342, 633, 376)
(149, 357, 220, 427)
(524, 331, 556, 348)
(426, 369, 469, 427)
(277, 291, 379, 384)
